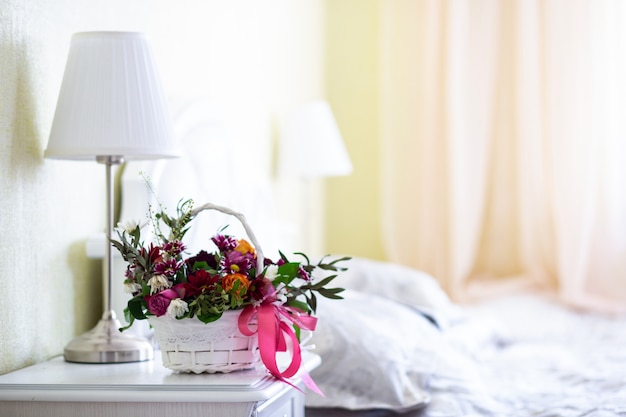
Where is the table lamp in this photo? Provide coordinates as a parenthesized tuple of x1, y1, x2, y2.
(281, 100, 353, 177)
(279, 100, 352, 255)
(45, 31, 178, 363)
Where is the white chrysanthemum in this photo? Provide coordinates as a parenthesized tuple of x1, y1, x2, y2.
(148, 275, 170, 294)
(273, 282, 288, 305)
(123, 282, 142, 294)
(116, 219, 141, 234)
(166, 298, 189, 318)
(265, 264, 279, 281)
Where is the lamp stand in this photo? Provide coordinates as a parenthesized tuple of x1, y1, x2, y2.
(64, 156, 154, 363)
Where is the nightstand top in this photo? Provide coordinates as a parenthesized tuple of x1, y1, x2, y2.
(0, 351, 320, 403)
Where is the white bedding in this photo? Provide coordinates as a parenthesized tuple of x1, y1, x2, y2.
(306, 259, 626, 417)
(429, 293, 626, 417)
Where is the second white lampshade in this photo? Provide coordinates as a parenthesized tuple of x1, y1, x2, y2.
(281, 100, 352, 178)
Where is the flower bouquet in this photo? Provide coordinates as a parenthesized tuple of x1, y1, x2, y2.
(112, 198, 348, 391)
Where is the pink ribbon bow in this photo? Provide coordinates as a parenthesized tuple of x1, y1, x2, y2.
(238, 303, 324, 396)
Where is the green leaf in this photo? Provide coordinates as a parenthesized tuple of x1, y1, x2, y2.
(308, 292, 317, 313)
(140, 281, 151, 297)
(293, 251, 311, 265)
(317, 287, 345, 300)
(278, 262, 300, 277)
(197, 313, 222, 324)
(272, 262, 300, 286)
(119, 308, 137, 332)
(317, 256, 351, 271)
(119, 312, 136, 332)
(310, 275, 338, 290)
(128, 297, 147, 320)
(294, 324, 301, 342)
(192, 261, 210, 271)
(287, 298, 310, 313)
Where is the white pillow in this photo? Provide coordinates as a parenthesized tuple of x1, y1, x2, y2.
(306, 290, 444, 412)
(325, 257, 463, 328)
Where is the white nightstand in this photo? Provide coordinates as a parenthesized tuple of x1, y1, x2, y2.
(0, 351, 320, 417)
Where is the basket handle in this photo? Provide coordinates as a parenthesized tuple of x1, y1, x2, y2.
(190, 202, 265, 274)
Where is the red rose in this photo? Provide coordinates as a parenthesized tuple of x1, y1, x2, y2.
(146, 289, 178, 316)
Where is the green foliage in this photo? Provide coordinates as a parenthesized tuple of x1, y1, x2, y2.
(152, 198, 195, 244)
(188, 290, 228, 323)
(279, 253, 349, 315)
(109, 191, 350, 331)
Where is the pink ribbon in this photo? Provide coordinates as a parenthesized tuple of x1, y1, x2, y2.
(238, 304, 324, 396)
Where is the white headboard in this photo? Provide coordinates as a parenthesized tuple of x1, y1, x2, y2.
(118, 95, 282, 257)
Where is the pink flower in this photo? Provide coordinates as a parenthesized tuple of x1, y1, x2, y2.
(146, 289, 178, 316)
(298, 265, 311, 281)
(222, 250, 253, 274)
(162, 240, 186, 256)
(212, 234, 237, 251)
(154, 258, 181, 277)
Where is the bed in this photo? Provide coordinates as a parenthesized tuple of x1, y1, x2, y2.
(115, 96, 626, 417)
(305, 258, 626, 417)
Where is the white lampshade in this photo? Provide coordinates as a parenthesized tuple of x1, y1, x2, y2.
(281, 100, 352, 178)
(45, 31, 178, 160)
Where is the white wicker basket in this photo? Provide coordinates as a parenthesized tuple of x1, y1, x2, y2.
(148, 202, 264, 374)
(149, 310, 260, 373)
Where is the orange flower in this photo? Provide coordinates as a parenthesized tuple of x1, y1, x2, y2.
(235, 239, 255, 256)
(222, 273, 250, 293)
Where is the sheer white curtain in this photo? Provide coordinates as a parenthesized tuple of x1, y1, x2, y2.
(380, 0, 626, 311)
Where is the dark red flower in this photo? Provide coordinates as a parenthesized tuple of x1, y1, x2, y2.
(178, 269, 219, 298)
(185, 250, 218, 271)
(139, 244, 162, 268)
(189, 269, 218, 287)
(249, 276, 278, 304)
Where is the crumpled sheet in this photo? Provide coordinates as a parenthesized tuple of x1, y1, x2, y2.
(418, 293, 626, 417)
(306, 292, 626, 417)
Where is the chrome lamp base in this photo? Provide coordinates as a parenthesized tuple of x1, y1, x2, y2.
(64, 310, 153, 364)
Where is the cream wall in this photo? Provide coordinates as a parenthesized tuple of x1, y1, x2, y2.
(323, 0, 385, 260)
(0, 0, 324, 375)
